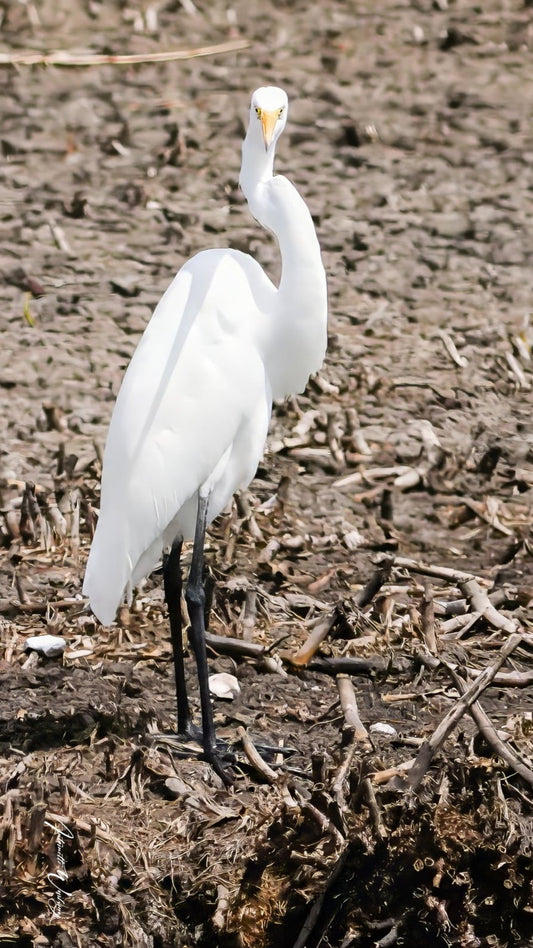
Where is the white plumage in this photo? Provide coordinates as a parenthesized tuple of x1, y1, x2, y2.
(83, 86, 327, 628)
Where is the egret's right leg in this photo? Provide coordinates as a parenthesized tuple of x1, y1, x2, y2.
(185, 491, 233, 786)
(161, 513, 290, 784)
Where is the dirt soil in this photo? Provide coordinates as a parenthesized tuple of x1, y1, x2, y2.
(1, 1, 533, 946)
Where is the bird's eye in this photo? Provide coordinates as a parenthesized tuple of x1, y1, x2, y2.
(278, 108, 284, 118)
(255, 107, 262, 118)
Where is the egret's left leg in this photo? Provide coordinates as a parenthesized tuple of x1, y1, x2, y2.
(185, 491, 232, 786)
(163, 537, 192, 735)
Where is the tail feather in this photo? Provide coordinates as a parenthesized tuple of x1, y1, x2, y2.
(83, 522, 168, 625)
(83, 526, 132, 625)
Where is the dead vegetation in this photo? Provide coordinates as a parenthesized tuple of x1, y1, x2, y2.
(1, 0, 533, 944)
(1, 470, 532, 945)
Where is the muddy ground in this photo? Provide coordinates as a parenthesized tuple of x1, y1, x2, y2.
(1, 0, 533, 945)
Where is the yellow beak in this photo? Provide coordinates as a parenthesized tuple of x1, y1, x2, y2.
(261, 110, 278, 149)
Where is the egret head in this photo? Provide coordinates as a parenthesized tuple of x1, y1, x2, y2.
(250, 86, 288, 151)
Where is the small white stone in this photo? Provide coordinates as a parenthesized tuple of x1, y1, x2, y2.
(25, 635, 67, 658)
(209, 672, 240, 700)
(369, 722, 397, 738)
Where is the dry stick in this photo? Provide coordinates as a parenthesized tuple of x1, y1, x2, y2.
(212, 885, 230, 932)
(445, 667, 533, 790)
(19, 482, 37, 542)
(14, 573, 28, 605)
(0, 596, 84, 615)
(332, 676, 371, 806)
(334, 465, 412, 490)
(373, 758, 416, 786)
(239, 587, 258, 641)
(206, 631, 406, 676)
(289, 608, 338, 665)
(437, 329, 468, 368)
(327, 412, 346, 468)
(69, 488, 81, 556)
(439, 611, 482, 638)
(389, 555, 479, 585)
(336, 674, 371, 746)
(459, 578, 519, 634)
(237, 727, 278, 784)
(205, 630, 264, 659)
(418, 645, 533, 689)
(291, 562, 393, 665)
(301, 797, 346, 848)
(291, 849, 349, 948)
(0, 38, 249, 68)
(363, 777, 388, 839)
(27, 803, 47, 852)
(235, 491, 263, 541)
(43, 492, 67, 539)
(332, 739, 358, 807)
(392, 557, 523, 633)
(309, 654, 407, 676)
(354, 558, 393, 609)
(440, 597, 469, 616)
(376, 924, 400, 948)
(408, 633, 523, 790)
(420, 581, 437, 654)
(478, 669, 533, 688)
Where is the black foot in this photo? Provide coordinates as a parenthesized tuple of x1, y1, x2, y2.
(149, 727, 235, 785)
(149, 729, 296, 785)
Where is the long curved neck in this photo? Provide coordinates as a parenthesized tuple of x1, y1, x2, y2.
(239, 127, 328, 396)
(239, 130, 324, 286)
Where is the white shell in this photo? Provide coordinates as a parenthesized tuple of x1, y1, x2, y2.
(369, 722, 397, 737)
(208, 672, 241, 700)
(25, 635, 67, 658)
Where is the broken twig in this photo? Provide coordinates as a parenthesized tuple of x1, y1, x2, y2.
(336, 674, 371, 747)
(446, 667, 533, 790)
(408, 633, 523, 789)
(459, 578, 519, 635)
(237, 727, 278, 784)
(289, 609, 338, 665)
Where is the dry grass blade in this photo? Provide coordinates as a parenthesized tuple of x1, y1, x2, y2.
(0, 38, 249, 68)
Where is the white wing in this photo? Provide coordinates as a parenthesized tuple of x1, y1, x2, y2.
(84, 248, 275, 624)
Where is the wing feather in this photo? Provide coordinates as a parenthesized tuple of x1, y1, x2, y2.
(84, 248, 275, 624)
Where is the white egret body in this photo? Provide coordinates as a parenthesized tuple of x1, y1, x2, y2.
(83, 87, 327, 777)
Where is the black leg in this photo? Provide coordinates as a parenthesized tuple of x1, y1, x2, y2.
(163, 537, 191, 735)
(185, 492, 232, 786)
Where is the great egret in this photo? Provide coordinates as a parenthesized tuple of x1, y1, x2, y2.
(83, 86, 328, 780)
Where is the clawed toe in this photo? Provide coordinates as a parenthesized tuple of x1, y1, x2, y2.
(249, 741, 296, 763)
(149, 722, 297, 787)
(149, 729, 235, 785)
